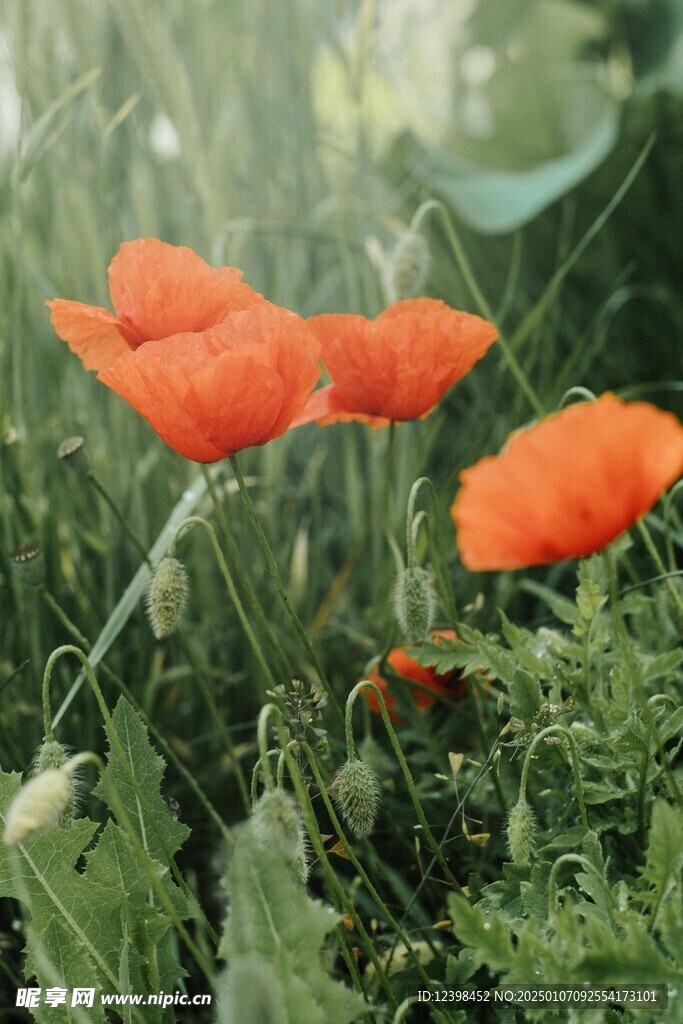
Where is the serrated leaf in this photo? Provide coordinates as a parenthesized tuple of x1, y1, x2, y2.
(218, 825, 363, 1024)
(642, 799, 683, 897)
(448, 894, 514, 970)
(508, 668, 543, 724)
(520, 580, 578, 626)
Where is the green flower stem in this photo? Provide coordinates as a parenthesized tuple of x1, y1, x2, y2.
(636, 518, 683, 622)
(420, 199, 545, 417)
(256, 704, 277, 790)
(406, 477, 458, 622)
(229, 454, 344, 722)
(662, 480, 683, 573)
(88, 473, 153, 569)
(39, 586, 231, 841)
(195, 672, 250, 816)
(383, 420, 396, 540)
(200, 465, 292, 681)
(548, 854, 617, 923)
(348, 681, 457, 887)
(518, 726, 589, 832)
(260, 704, 398, 1010)
(299, 739, 438, 994)
(42, 647, 219, 959)
(173, 516, 277, 691)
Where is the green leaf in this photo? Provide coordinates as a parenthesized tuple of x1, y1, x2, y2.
(448, 894, 514, 971)
(218, 825, 363, 1024)
(508, 668, 543, 724)
(520, 580, 578, 626)
(642, 799, 683, 897)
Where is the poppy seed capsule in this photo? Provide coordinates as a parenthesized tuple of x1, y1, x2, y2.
(393, 567, 437, 644)
(3, 768, 75, 845)
(385, 230, 430, 303)
(334, 759, 381, 838)
(9, 544, 46, 588)
(56, 435, 91, 477)
(146, 557, 189, 639)
(506, 798, 537, 866)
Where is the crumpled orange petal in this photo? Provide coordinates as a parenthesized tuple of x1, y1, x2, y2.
(361, 630, 466, 721)
(98, 304, 320, 463)
(304, 298, 497, 424)
(292, 384, 391, 429)
(451, 394, 683, 571)
(46, 300, 130, 372)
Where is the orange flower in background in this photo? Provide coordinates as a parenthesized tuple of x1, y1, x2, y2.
(451, 394, 683, 571)
(47, 238, 263, 371)
(97, 304, 321, 462)
(294, 298, 498, 428)
(363, 630, 467, 721)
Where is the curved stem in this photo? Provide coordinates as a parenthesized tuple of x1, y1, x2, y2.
(548, 854, 617, 923)
(348, 681, 457, 887)
(637, 518, 683, 623)
(406, 476, 458, 622)
(229, 455, 343, 721)
(518, 725, 589, 832)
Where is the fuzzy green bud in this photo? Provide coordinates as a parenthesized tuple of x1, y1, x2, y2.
(393, 567, 437, 643)
(506, 798, 537, 866)
(31, 740, 76, 828)
(146, 557, 189, 639)
(251, 789, 309, 884)
(384, 230, 430, 303)
(3, 767, 75, 845)
(334, 759, 381, 839)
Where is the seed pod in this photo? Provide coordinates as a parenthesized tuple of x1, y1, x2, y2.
(9, 544, 46, 587)
(506, 798, 537, 866)
(251, 789, 309, 884)
(146, 557, 189, 639)
(393, 567, 437, 643)
(57, 436, 92, 477)
(3, 768, 75, 845)
(334, 759, 381, 838)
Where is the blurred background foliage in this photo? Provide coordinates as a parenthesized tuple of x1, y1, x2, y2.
(0, 0, 681, 996)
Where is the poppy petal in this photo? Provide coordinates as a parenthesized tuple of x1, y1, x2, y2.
(452, 395, 683, 570)
(46, 299, 130, 371)
(108, 238, 261, 346)
(292, 384, 391, 429)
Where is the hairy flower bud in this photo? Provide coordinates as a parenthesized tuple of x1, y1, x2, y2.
(393, 567, 437, 643)
(146, 557, 189, 639)
(251, 789, 309, 884)
(333, 759, 381, 839)
(3, 768, 75, 845)
(384, 230, 430, 303)
(31, 740, 76, 828)
(506, 798, 537, 866)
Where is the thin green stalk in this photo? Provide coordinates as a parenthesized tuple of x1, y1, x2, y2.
(173, 515, 278, 690)
(518, 726, 589, 832)
(39, 581, 231, 840)
(200, 465, 292, 682)
(348, 681, 457, 887)
(229, 454, 344, 721)
(419, 200, 545, 416)
(406, 477, 458, 622)
(42, 647, 220, 961)
(636, 518, 683, 622)
(88, 473, 153, 569)
(383, 420, 396, 539)
(548, 854, 617, 923)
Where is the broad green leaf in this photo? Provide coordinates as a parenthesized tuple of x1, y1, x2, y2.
(508, 668, 543, 724)
(642, 799, 683, 897)
(448, 894, 514, 970)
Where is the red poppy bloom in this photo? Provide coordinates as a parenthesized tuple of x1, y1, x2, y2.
(294, 298, 498, 427)
(362, 630, 467, 721)
(46, 239, 321, 462)
(451, 394, 683, 571)
(46, 237, 263, 371)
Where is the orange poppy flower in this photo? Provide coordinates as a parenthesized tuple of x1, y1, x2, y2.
(451, 394, 683, 571)
(362, 630, 467, 721)
(46, 237, 263, 371)
(294, 298, 498, 427)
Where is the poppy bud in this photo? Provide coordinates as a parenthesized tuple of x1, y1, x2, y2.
(146, 557, 189, 639)
(250, 789, 309, 884)
(9, 544, 46, 588)
(3, 767, 75, 845)
(384, 230, 430, 303)
(31, 740, 77, 828)
(57, 436, 92, 477)
(393, 567, 437, 644)
(506, 798, 537, 866)
(333, 759, 381, 838)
